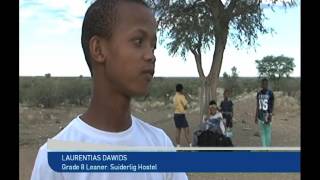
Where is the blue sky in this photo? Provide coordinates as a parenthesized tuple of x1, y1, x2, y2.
(19, 0, 300, 77)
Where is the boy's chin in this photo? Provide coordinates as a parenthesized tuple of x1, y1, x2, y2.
(135, 91, 149, 97)
(129, 88, 149, 97)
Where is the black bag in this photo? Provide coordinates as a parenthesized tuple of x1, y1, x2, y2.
(197, 130, 233, 147)
(220, 136, 233, 147)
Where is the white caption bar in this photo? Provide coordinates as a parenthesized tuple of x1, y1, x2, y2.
(47, 139, 300, 151)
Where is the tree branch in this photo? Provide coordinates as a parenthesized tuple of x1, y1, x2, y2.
(205, 0, 224, 22)
(226, 0, 239, 20)
(191, 48, 205, 79)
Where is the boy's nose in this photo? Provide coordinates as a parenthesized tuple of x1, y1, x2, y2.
(144, 49, 156, 63)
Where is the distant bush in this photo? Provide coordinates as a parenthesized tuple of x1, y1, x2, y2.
(45, 73, 51, 78)
(238, 78, 259, 93)
(27, 78, 60, 108)
(19, 76, 300, 107)
(19, 77, 92, 108)
(59, 78, 91, 106)
(277, 78, 300, 97)
(222, 67, 244, 97)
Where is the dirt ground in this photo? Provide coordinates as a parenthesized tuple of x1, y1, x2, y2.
(19, 91, 300, 180)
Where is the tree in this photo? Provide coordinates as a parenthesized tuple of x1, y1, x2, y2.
(255, 55, 295, 90)
(231, 66, 239, 80)
(59, 78, 91, 106)
(85, 0, 296, 118)
(45, 73, 51, 78)
(29, 78, 59, 108)
(223, 72, 229, 80)
(146, 0, 296, 118)
(222, 66, 240, 97)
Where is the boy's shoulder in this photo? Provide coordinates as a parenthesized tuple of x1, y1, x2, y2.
(35, 116, 171, 154)
(133, 116, 175, 147)
(221, 99, 233, 105)
(257, 90, 264, 97)
(228, 99, 233, 105)
(257, 89, 274, 99)
(209, 112, 223, 119)
(36, 116, 172, 152)
(257, 89, 262, 95)
(132, 116, 169, 138)
(268, 89, 274, 95)
(225, 99, 233, 104)
(217, 112, 223, 117)
(175, 92, 185, 98)
(50, 116, 82, 141)
(173, 93, 180, 100)
(33, 116, 81, 159)
(53, 115, 170, 145)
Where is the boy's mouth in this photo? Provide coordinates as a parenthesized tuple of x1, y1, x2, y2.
(141, 69, 154, 79)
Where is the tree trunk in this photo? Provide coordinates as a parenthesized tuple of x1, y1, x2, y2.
(196, 31, 228, 123)
(276, 76, 281, 91)
(199, 78, 215, 122)
(208, 31, 228, 93)
(202, 32, 228, 116)
(191, 2, 229, 122)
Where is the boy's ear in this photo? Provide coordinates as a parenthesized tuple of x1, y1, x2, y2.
(89, 35, 109, 64)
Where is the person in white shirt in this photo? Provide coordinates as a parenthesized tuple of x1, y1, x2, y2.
(205, 100, 226, 135)
(192, 100, 227, 146)
(31, 0, 188, 179)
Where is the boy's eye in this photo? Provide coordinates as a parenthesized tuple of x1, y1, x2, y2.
(133, 38, 143, 47)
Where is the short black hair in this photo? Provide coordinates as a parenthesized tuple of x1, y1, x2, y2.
(209, 100, 217, 106)
(176, 84, 183, 92)
(81, 0, 149, 75)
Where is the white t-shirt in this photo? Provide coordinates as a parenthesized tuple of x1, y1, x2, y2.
(202, 112, 226, 135)
(31, 115, 188, 180)
(210, 112, 226, 135)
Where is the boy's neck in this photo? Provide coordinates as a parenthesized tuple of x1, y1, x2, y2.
(81, 80, 132, 132)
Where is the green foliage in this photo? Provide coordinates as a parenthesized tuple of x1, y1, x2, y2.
(19, 76, 92, 108)
(27, 78, 60, 108)
(58, 78, 91, 106)
(19, 76, 300, 106)
(240, 78, 259, 93)
(222, 66, 242, 97)
(256, 55, 295, 90)
(277, 77, 300, 96)
(45, 73, 51, 78)
(148, 0, 297, 58)
(159, 1, 215, 59)
(256, 55, 295, 79)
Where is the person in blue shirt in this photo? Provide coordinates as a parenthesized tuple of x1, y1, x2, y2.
(220, 89, 233, 137)
(255, 78, 274, 147)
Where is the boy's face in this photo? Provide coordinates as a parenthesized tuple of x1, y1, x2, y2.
(208, 105, 217, 115)
(224, 91, 229, 99)
(103, 2, 157, 97)
(261, 81, 268, 90)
